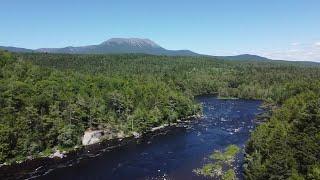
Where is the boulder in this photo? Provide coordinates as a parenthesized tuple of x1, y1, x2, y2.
(49, 150, 66, 159)
(82, 130, 104, 146)
(132, 131, 141, 138)
(116, 131, 125, 139)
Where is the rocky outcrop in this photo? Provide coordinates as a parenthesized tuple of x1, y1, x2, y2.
(151, 124, 169, 132)
(82, 130, 104, 146)
(49, 150, 66, 159)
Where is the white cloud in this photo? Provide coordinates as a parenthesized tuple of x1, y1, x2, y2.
(214, 41, 320, 62)
(258, 48, 320, 62)
(252, 41, 320, 62)
(314, 42, 320, 47)
(249, 41, 320, 62)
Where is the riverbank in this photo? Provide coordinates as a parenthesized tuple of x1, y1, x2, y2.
(36, 97, 264, 180)
(0, 95, 268, 180)
(0, 114, 201, 180)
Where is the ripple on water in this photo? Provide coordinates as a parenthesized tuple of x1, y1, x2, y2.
(4, 96, 263, 180)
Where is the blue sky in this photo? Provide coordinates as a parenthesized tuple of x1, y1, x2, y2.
(1, 0, 320, 61)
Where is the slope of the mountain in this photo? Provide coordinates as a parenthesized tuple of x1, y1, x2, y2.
(216, 54, 320, 66)
(216, 54, 270, 61)
(36, 38, 200, 56)
(0, 46, 34, 53)
(0, 40, 319, 64)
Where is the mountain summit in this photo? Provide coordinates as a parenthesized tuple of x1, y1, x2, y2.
(101, 38, 160, 48)
(0, 38, 273, 61)
(33, 38, 199, 56)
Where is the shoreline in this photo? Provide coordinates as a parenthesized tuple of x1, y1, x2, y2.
(0, 95, 269, 180)
(0, 114, 201, 180)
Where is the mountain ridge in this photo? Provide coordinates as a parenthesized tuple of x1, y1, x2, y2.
(1, 38, 318, 63)
(1, 39, 268, 59)
(216, 54, 271, 61)
(34, 38, 200, 56)
(0, 46, 34, 53)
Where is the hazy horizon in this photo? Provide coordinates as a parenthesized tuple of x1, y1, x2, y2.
(1, 0, 320, 61)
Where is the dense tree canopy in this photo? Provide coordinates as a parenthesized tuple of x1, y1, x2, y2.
(244, 91, 320, 179)
(0, 52, 199, 163)
(0, 51, 319, 179)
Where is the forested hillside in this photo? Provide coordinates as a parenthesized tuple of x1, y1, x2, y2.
(18, 53, 320, 103)
(1, 51, 319, 179)
(245, 91, 320, 179)
(0, 52, 200, 164)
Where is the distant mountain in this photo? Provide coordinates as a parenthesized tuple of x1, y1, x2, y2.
(216, 54, 270, 61)
(34, 38, 199, 56)
(0, 46, 34, 53)
(0, 40, 319, 64)
(215, 54, 320, 66)
(0, 38, 199, 56)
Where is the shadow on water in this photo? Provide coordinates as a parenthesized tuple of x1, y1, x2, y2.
(4, 95, 264, 180)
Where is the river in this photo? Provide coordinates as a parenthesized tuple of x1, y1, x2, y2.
(0, 96, 263, 179)
(34, 96, 263, 180)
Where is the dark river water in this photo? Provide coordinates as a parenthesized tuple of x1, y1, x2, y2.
(27, 96, 262, 180)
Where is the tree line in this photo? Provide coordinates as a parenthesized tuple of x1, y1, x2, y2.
(0, 51, 319, 179)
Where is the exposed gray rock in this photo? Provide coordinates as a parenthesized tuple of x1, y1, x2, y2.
(49, 150, 66, 159)
(132, 131, 141, 138)
(151, 124, 168, 132)
(116, 131, 125, 139)
(0, 162, 8, 167)
(82, 130, 104, 146)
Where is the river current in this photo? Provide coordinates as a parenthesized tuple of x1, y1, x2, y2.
(39, 96, 263, 180)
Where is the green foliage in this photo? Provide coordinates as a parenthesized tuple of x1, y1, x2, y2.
(307, 164, 320, 180)
(57, 125, 81, 148)
(193, 163, 222, 177)
(0, 53, 199, 163)
(210, 144, 240, 163)
(17, 53, 320, 102)
(245, 92, 320, 179)
(1, 51, 320, 179)
(223, 169, 236, 180)
(194, 145, 240, 179)
(0, 124, 14, 162)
